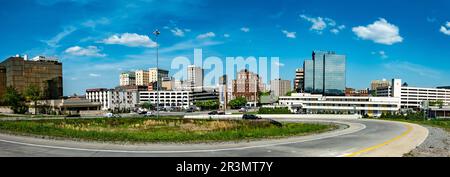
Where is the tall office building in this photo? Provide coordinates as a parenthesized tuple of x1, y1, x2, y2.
(303, 51, 346, 96)
(135, 70, 149, 86)
(148, 68, 169, 83)
(0, 55, 63, 99)
(119, 72, 136, 86)
(187, 65, 204, 91)
(293, 68, 304, 92)
(270, 79, 291, 97)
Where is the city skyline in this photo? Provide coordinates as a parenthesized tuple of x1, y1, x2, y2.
(0, 0, 449, 95)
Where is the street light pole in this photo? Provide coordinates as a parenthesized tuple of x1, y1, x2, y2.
(153, 29, 160, 119)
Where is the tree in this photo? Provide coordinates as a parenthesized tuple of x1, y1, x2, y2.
(2, 87, 27, 114)
(285, 90, 294, 96)
(24, 85, 42, 115)
(194, 100, 219, 110)
(229, 97, 247, 109)
(140, 102, 154, 110)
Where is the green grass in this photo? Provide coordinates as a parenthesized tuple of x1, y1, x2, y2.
(381, 118, 450, 132)
(0, 118, 335, 143)
(232, 112, 258, 115)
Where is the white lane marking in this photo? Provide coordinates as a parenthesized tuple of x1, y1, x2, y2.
(0, 122, 366, 154)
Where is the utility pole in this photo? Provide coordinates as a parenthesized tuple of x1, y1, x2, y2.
(153, 29, 160, 119)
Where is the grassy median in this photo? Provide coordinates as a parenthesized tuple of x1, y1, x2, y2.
(0, 118, 336, 143)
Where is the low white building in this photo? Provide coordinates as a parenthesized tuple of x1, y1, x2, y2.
(139, 90, 218, 109)
(377, 79, 450, 109)
(278, 93, 401, 117)
(85, 88, 139, 111)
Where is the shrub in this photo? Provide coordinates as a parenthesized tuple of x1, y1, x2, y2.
(258, 107, 291, 114)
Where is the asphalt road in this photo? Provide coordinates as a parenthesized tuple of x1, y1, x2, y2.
(0, 118, 428, 157)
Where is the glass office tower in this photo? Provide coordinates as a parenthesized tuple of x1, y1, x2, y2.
(303, 51, 346, 96)
(303, 60, 314, 93)
(324, 53, 346, 96)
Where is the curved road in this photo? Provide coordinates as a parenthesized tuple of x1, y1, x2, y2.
(0, 118, 428, 157)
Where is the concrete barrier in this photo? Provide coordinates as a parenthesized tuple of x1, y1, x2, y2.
(184, 114, 362, 120)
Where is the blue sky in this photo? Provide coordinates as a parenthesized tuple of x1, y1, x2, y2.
(0, 0, 449, 95)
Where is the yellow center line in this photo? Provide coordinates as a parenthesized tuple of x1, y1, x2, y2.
(344, 124, 414, 157)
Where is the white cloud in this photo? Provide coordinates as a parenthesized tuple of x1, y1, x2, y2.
(330, 29, 339, 34)
(102, 33, 157, 48)
(196, 32, 216, 39)
(300, 14, 327, 31)
(300, 15, 345, 35)
(240, 27, 250, 32)
(170, 27, 185, 37)
(65, 46, 106, 57)
(440, 21, 450, 36)
(82, 17, 110, 28)
(43, 26, 77, 48)
(223, 34, 230, 38)
(89, 73, 101, 77)
(330, 25, 346, 34)
(352, 18, 403, 45)
(372, 51, 388, 59)
(282, 30, 296, 38)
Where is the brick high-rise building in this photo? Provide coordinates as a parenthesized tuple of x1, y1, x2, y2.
(0, 55, 63, 99)
(232, 69, 263, 104)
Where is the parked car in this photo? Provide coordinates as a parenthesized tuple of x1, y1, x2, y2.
(186, 108, 195, 113)
(104, 113, 121, 118)
(144, 111, 155, 117)
(242, 114, 261, 120)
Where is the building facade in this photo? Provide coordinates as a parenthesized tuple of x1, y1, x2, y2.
(119, 72, 136, 86)
(85, 88, 139, 111)
(187, 65, 204, 91)
(149, 68, 169, 83)
(139, 91, 218, 109)
(377, 79, 450, 109)
(293, 68, 304, 93)
(279, 93, 400, 117)
(0, 66, 6, 97)
(0, 55, 63, 99)
(270, 79, 291, 97)
(371, 79, 390, 91)
(303, 51, 346, 96)
(232, 69, 263, 103)
(135, 70, 149, 86)
(345, 88, 370, 96)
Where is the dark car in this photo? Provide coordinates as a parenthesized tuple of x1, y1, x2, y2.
(242, 114, 261, 120)
(208, 111, 218, 115)
(65, 114, 81, 118)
